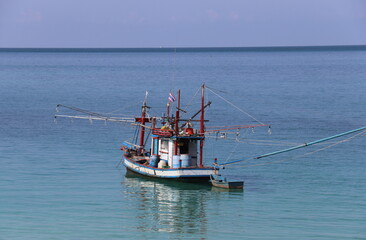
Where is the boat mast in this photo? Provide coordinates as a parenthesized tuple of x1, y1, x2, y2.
(139, 92, 148, 151)
(174, 90, 181, 155)
(166, 102, 170, 120)
(199, 84, 205, 167)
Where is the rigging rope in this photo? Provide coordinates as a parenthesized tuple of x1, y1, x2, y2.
(105, 103, 141, 115)
(205, 86, 266, 125)
(205, 135, 302, 146)
(143, 128, 152, 149)
(171, 48, 177, 93)
(181, 86, 201, 118)
(133, 126, 139, 145)
(224, 141, 241, 164)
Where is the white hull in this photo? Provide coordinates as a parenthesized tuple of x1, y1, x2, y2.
(123, 156, 216, 180)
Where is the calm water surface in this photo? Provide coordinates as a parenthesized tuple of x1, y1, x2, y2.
(0, 47, 365, 239)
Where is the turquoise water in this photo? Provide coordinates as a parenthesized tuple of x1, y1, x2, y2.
(1, 47, 365, 239)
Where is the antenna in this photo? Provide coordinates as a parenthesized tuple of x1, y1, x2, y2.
(143, 91, 148, 106)
(171, 48, 177, 91)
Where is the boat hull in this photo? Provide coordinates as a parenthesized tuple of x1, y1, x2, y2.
(211, 181, 244, 189)
(210, 174, 244, 189)
(123, 156, 216, 181)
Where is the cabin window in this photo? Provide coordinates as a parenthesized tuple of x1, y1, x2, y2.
(179, 140, 189, 154)
(160, 140, 169, 151)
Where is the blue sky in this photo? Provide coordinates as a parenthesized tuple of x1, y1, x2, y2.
(0, 0, 365, 48)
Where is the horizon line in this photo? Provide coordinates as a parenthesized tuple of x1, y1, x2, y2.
(1, 44, 366, 52)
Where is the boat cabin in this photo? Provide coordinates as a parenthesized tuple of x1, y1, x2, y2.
(150, 133, 201, 168)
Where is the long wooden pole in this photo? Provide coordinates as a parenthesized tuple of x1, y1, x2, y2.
(221, 126, 366, 166)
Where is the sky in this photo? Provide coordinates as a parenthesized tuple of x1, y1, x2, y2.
(0, 0, 366, 48)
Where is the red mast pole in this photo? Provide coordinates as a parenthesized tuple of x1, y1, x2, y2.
(199, 84, 205, 167)
(139, 108, 146, 149)
(139, 93, 148, 152)
(174, 90, 180, 155)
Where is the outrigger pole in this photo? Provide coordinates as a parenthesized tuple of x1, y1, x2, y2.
(220, 126, 366, 166)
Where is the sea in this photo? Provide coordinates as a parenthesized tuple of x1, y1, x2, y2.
(0, 46, 365, 240)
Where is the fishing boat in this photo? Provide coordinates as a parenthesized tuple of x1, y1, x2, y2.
(119, 85, 269, 182)
(121, 86, 213, 181)
(55, 84, 269, 182)
(55, 84, 366, 185)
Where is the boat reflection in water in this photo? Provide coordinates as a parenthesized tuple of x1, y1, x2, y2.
(122, 171, 213, 236)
